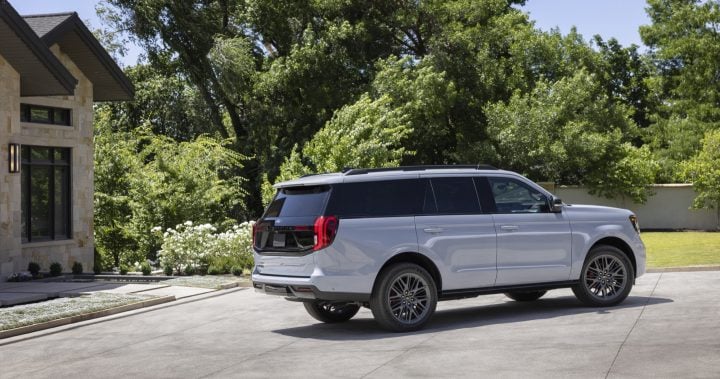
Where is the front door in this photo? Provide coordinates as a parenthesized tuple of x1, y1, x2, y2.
(480, 177, 572, 286)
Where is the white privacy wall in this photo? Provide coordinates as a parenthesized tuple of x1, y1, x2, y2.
(553, 184, 720, 230)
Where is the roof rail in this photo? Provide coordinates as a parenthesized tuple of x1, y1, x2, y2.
(344, 164, 497, 176)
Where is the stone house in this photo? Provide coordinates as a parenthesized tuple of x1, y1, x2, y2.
(0, 0, 133, 280)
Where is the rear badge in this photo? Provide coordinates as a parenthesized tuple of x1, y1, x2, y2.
(272, 233, 286, 248)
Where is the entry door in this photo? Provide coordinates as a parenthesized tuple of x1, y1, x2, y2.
(481, 177, 572, 286)
(415, 177, 497, 290)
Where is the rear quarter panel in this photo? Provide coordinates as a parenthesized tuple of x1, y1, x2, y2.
(313, 217, 418, 294)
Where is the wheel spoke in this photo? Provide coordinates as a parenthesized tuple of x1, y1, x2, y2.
(386, 272, 432, 324)
(584, 254, 628, 301)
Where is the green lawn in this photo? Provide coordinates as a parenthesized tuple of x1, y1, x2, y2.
(642, 232, 720, 268)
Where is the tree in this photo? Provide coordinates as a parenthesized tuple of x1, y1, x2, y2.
(681, 130, 720, 226)
(484, 70, 658, 202)
(262, 92, 412, 204)
(94, 107, 247, 264)
(640, 0, 720, 180)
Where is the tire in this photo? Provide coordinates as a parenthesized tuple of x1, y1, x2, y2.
(505, 290, 547, 302)
(572, 245, 634, 307)
(303, 301, 360, 323)
(370, 263, 438, 332)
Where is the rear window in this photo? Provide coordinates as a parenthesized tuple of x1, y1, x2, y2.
(326, 179, 426, 218)
(264, 185, 330, 218)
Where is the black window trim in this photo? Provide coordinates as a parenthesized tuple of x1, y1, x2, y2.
(21, 145, 72, 243)
(20, 103, 72, 126)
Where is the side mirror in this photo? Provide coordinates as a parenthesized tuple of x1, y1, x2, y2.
(549, 197, 563, 213)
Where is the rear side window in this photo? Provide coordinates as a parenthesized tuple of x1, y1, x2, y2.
(430, 177, 482, 214)
(326, 179, 426, 218)
(264, 186, 330, 218)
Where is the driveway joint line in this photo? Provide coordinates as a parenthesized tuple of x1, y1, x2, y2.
(359, 333, 437, 378)
(604, 272, 663, 378)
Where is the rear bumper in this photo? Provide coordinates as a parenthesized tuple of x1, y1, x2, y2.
(252, 273, 370, 302)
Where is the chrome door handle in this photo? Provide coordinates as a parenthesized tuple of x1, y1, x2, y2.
(500, 225, 519, 231)
(423, 227, 444, 234)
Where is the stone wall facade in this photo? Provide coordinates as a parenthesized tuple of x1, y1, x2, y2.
(0, 45, 94, 280)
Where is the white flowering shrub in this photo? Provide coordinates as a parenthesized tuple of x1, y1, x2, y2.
(155, 221, 254, 275)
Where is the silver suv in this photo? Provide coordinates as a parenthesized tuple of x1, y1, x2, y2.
(252, 166, 646, 332)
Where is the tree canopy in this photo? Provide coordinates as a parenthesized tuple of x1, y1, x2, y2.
(93, 0, 720, 263)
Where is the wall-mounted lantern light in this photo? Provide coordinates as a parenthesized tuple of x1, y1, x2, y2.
(8, 143, 20, 173)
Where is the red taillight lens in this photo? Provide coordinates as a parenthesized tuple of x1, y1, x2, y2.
(252, 222, 259, 248)
(313, 215, 339, 251)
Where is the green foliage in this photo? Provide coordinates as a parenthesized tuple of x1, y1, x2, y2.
(27, 262, 40, 276)
(163, 264, 174, 276)
(207, 266, 222, 276)
(485, 70, 658, 202)
(95, 0, 720, 224)
(93, 113, 246, 267)
(140, 262, 152, 276)
(119, 264, 129, 275)
(681, 130, 720, 211)
(641, 0, 720, 179)
(262, 90, 413, 203)
(71, 262, 83, 275)
(156, 221, 254, 275)
(231, 266, 243, 276)
(49, 262, 62, 277)
(183, 265, 196, 276)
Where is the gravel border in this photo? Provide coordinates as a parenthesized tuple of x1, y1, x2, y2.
(0, 293, 175, 339)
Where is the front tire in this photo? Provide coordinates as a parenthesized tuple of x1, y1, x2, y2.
(572, 245, 634, 307)
(370, 263, 438, 332)
(303, 301, 360, 323)
(505, 291, 546, 302)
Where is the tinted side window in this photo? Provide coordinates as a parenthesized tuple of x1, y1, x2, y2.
(264, 186, 330, 218)
(326, 179, 425, 217)
(487, 177, 548, 213)
(430, 177, 482, 214)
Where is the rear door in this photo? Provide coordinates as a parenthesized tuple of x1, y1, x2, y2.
(478, 176, 572, 285)
(254, 185, 330, 277)
(415, 176, 497, 290)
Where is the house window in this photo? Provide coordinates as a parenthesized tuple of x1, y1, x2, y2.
(20, 104, 72, 126)
(21, 146, 72, 242)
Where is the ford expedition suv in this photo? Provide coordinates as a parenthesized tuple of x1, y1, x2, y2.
(252, 165, 646, 332)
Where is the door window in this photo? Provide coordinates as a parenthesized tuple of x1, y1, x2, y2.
(430, 177, 482, 214)
(487, 177, 548, 213)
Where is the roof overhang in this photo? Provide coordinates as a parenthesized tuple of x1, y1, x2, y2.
(24, 12, 134, 101)
(0, 0, 77, 96)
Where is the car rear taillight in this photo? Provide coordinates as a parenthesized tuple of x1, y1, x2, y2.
(313, 216, 339, 251)
(252, 221, 259, 248)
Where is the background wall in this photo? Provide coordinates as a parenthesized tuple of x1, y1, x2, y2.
(554, 184, 720, 230)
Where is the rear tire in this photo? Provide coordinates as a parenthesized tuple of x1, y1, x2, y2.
(504, 291, 546, 302)
(370, 263, 438, 332)
(572, 245, 634, 307)
(303, 301, 360, 323)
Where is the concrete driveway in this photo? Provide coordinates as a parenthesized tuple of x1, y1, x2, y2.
(1, 271, 718, 378)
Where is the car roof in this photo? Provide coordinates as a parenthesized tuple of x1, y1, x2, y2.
(273, 166, 522, 188)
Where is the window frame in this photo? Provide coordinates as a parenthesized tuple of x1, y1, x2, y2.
(21, 146, 72, 243)
(426, 176, 484, 215)
(20, 103, 72, 126)
(480, 176, 551, 214)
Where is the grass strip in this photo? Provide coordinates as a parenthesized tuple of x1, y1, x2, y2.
(642, 231, 720, 268)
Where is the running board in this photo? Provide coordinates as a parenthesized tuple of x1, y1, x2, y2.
(440, 280, 579, 301)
